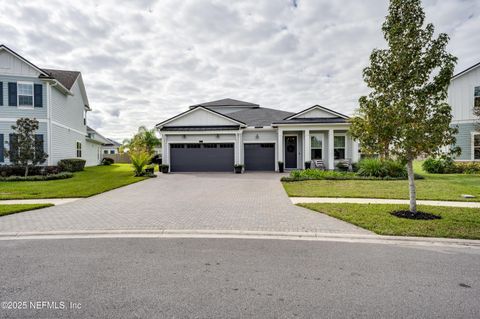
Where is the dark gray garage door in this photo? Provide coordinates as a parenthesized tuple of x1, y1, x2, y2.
(244, 143, 275, 171)
(170, 143, 234, 172)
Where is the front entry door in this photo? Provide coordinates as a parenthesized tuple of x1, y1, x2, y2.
(284, 136, 297, 169)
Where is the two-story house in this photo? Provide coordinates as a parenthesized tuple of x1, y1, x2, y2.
(0, 44, 101, 166)
(449, 62, 480, 161)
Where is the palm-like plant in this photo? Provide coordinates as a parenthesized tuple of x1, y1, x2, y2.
(130, 150, 152, 176)
(122, 126, 161, 155)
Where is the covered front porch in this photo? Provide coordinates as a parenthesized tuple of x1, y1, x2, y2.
(276, 126, 360, 171)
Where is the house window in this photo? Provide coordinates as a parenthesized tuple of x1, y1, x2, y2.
(110, 150, 115, 154)
(310, 134, 323, 159)
(334, 135, 346, 160)
(104, 150, 109, 154)
(18, 82, 34, 107)
(475, 86, 480, 109)
(76, 142, 82, 158)
(474, 134, 480, 160)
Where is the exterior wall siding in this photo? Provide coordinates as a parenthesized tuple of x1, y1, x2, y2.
(453, 122, 477, 161)
(449, 67, 480, 123)
(50, 123, 86, 165)
(84, 140, 102, 166)
(50, 80, 86, 133)
(0, 75, 47, 119)
(0, 121, 48, 164)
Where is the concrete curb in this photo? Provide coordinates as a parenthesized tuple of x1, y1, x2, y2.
(291, 197, 480, 208)
(0, 229, 478, 248)
(0, 198, 81, 205)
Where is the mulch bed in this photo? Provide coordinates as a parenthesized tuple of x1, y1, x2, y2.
(390, 210, 442, 220)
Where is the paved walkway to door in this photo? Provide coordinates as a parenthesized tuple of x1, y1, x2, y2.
(0, 173, 370, 235)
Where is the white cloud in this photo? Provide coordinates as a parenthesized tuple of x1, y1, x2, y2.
(0, 0, 478, 141)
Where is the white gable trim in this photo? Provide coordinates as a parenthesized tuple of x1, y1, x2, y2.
(285, 105, 349, 120)
(452, 62, 480, 81)
(156, 106, 246, 128)
(0, 45, 49, 77)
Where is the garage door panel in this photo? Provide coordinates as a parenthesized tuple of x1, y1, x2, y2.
(244, 143, 275, 171)
(170, 143, 234, 172)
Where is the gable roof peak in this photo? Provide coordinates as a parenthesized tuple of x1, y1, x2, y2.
(284, 104, 349, 120)
(190, 98, 259, 109)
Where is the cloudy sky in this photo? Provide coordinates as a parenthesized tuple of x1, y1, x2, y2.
(1, 0, 478, 141)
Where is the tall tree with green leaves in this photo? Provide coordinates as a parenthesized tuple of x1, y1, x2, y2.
(349, 0, 458, 214)
(5, 118, 48, 177)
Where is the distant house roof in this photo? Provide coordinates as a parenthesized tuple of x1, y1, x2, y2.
(190, 98, 259, 108)
(104, 138, 121, 147)
(227, 107, 294, 127)
(451, 61, 480, 80)
(42, 69, 80, 90)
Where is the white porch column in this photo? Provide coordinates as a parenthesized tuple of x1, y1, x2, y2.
(304, 129, 310, 168)
(352, 138, 360, 163)
(161, 134, 168, 165)
(277, 128, 283, 171)
(328, 129, 334, 170)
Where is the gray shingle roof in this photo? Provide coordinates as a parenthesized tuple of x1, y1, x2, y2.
(191, 98, 259, 108)
(42, 68, 80, 90)
(227, 107, 295, 127)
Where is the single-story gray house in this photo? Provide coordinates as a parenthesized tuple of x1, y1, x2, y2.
(156, 99, 359, 172)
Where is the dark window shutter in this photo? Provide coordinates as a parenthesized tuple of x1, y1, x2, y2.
(34, 84, 43, 107)
(8, 82, 17, 106)
(0, 82, 3, 106)
(0, 134, 3, 162)
(35, 134, 44, 154)
(9, 133, 17, 162)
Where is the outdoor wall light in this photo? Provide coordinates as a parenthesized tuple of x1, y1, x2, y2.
(182, 134, 186, 139)
(256, 134, 259, 139)
(216, 134, 220, 138)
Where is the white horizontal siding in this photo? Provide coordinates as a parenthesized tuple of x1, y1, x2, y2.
(453, 122, 476, 161)
(51, 79, 86, 133)
(449, 66, 480, 123)
(50, 123, 86, 165)
(84, 140, 102, 166)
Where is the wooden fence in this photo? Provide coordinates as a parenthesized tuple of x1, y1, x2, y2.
(103, 153, 131, 164)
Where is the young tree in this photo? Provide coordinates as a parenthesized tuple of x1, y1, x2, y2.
(474, 93, 480, 131)
(349, 0, 458, 214)
(5, 118, 48, 177)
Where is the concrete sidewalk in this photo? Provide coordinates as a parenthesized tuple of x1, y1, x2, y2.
(0, 198, 81, 206)
(290, 197, 480, 208)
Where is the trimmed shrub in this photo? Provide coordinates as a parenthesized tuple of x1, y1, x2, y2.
(357, 158, 407, 178)
(357, 158, 388, 177)
(101, 157, 114, 165)
(58, 159, 86, 172)
(282, 168, 422, 182)
(422, 157, 455, 174)
(0, 165, 61, 177)
(0, 172, 73, 182)
(453, 162, 480, 174)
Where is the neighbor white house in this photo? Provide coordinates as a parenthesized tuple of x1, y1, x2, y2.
(449, 62, 480, 161)
(156, 98, 359, 172)
(0, 44, 108, 166)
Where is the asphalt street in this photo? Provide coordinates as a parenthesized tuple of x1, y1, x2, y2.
(0, 238, 479, 319)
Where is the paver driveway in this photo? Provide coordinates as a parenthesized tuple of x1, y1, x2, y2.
(0, 173, 369, 234)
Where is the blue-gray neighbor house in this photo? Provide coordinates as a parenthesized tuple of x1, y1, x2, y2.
(449, 62, 480, 161)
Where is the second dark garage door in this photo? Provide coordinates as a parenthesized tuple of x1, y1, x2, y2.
(244, 143, 275, 171)
(170, 143, 234, 172)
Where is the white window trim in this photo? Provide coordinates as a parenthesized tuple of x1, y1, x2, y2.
(310, 133, 325, 160)
(333, 133, 347, 161)
(472, 132, 480, 161)
(17, 81, 34, 109)
(76, 141, 82, 158)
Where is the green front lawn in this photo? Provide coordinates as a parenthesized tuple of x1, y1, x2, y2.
(0, 164, 148, 199)
(299, 203, 480, 239)
(0, 204, 54, 217)
(283, 161, 480, 202)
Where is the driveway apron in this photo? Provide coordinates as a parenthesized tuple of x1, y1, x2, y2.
(0, 173, 370, 234)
